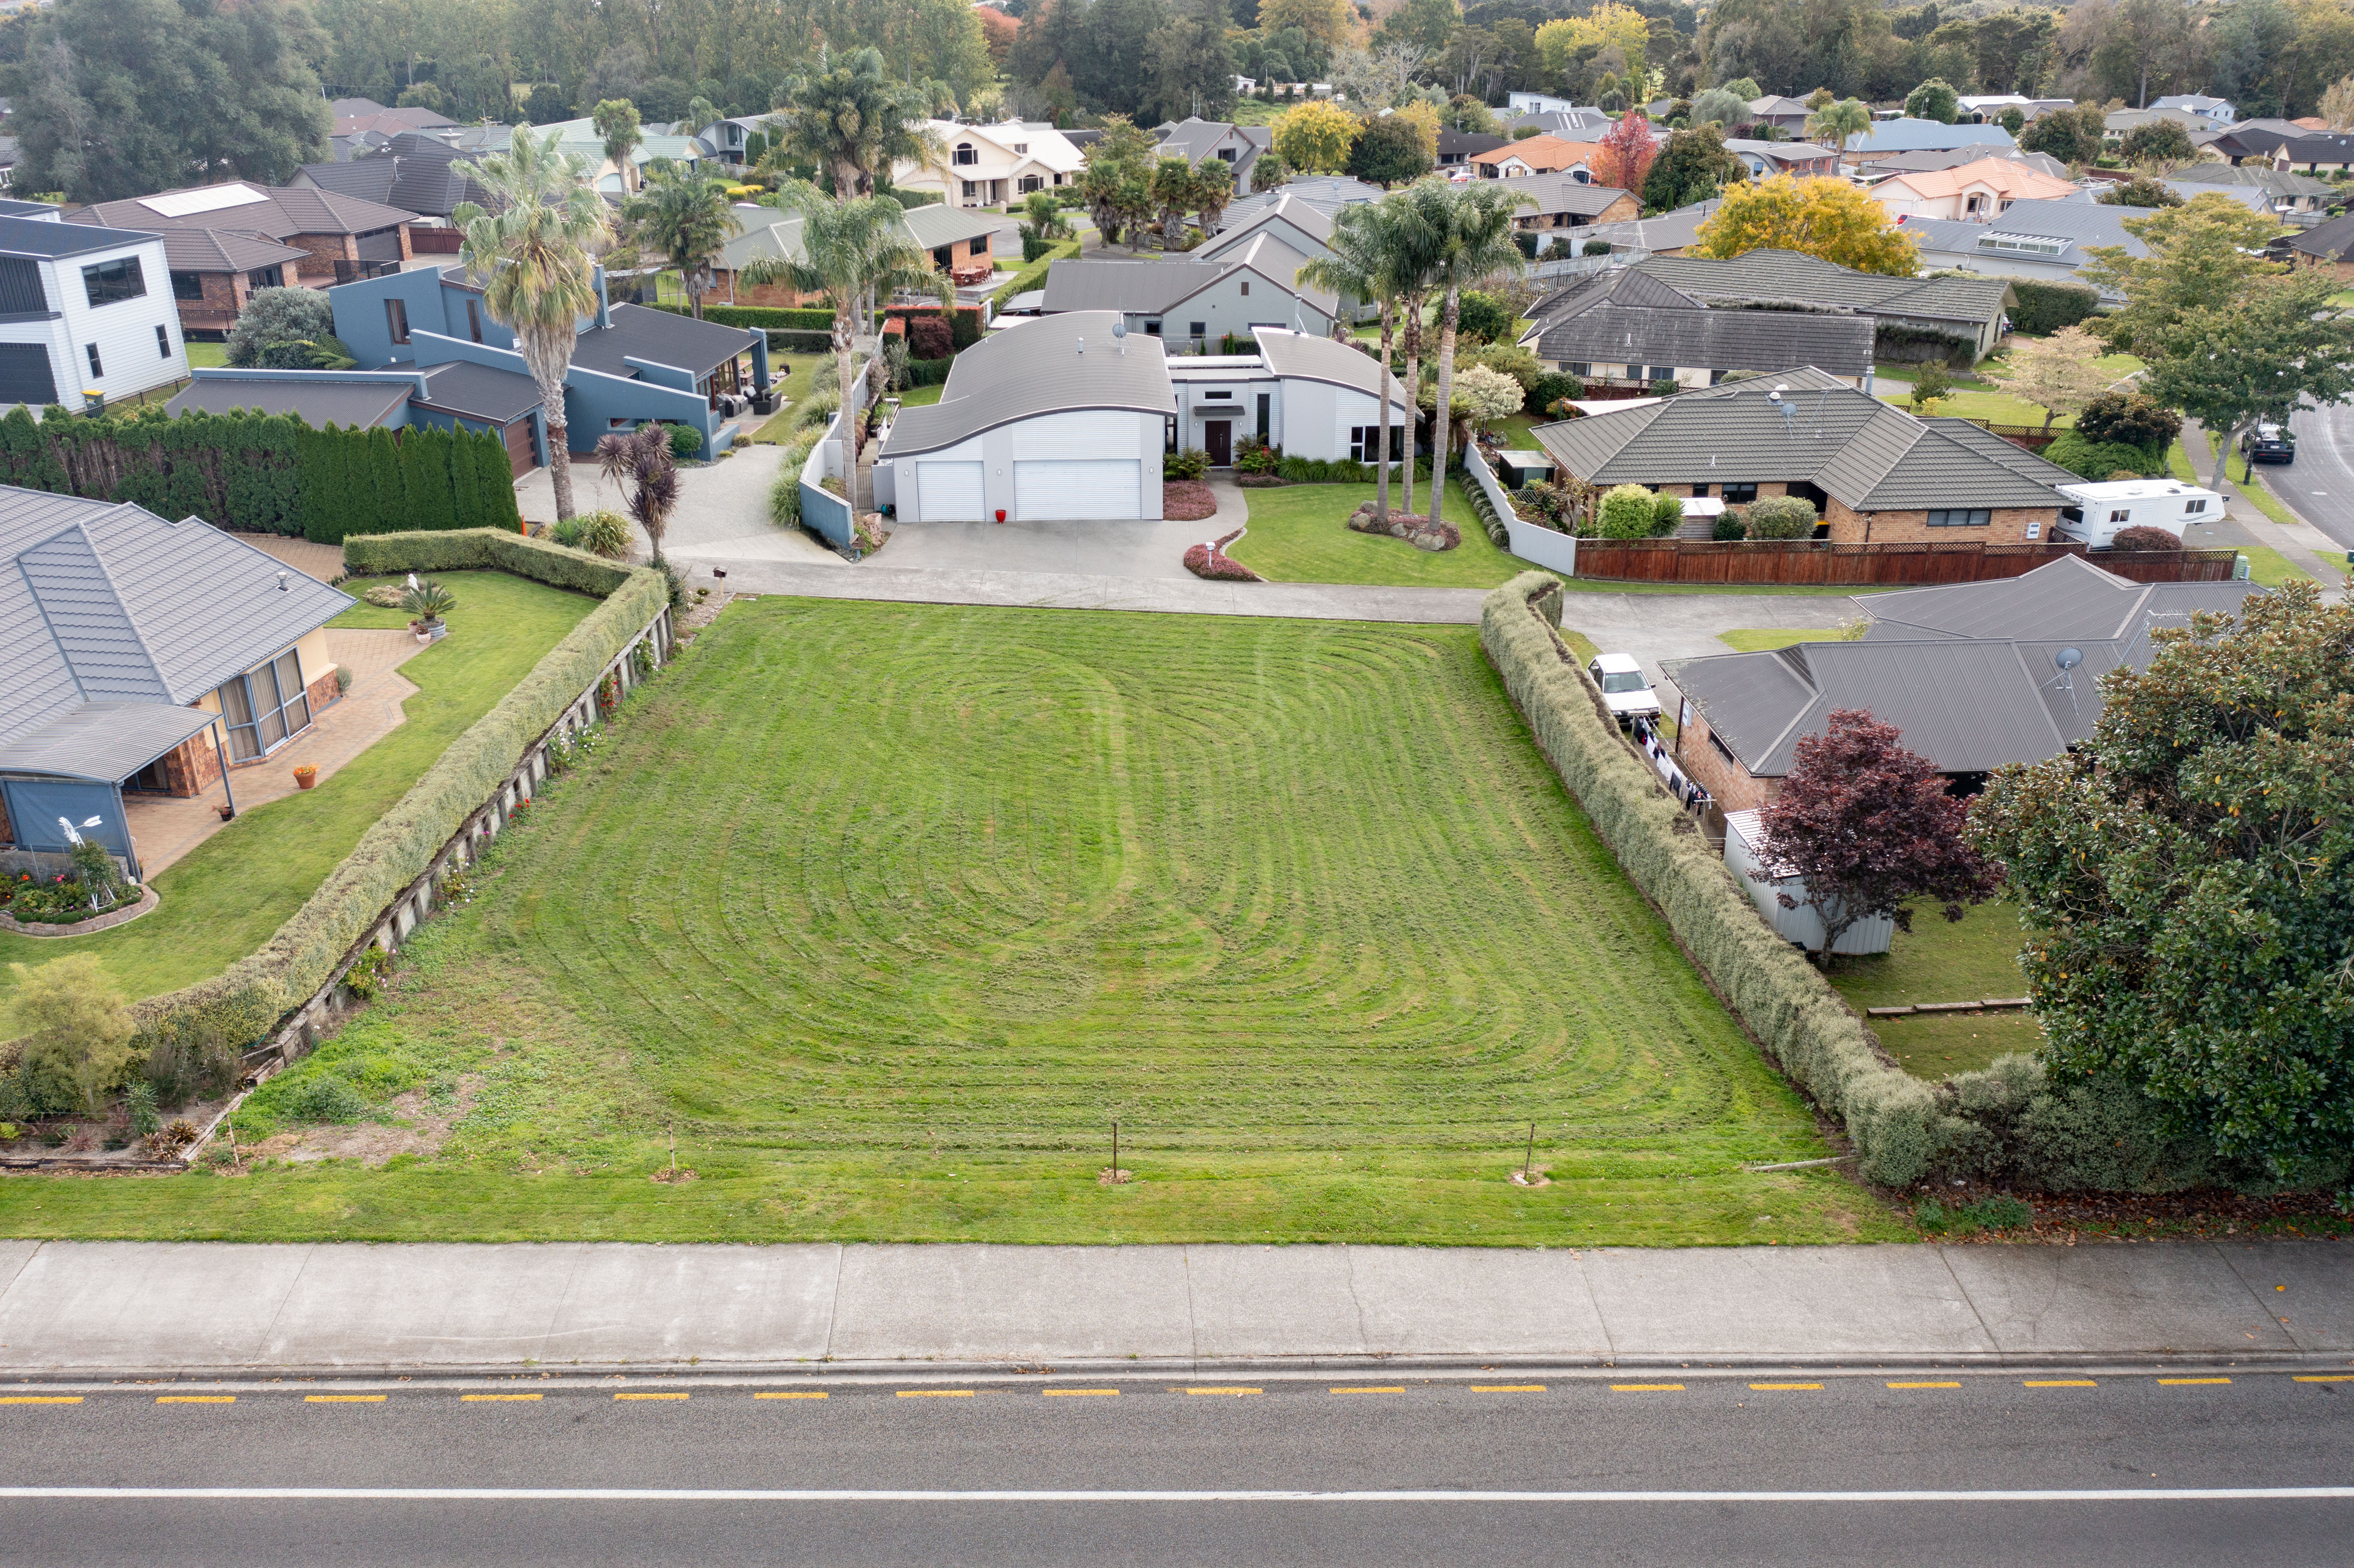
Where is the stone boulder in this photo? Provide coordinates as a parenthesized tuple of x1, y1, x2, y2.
(1347, 502, 1460, 553)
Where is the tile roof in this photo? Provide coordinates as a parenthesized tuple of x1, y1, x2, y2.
(1633, 248, 2011, 326)
(1567, 199, 1721, 254)
(2289, 209, 2354, 262)
(298, 135, 494, 218)
(880, 310, 1173, 457)
(1523, 269, 1874, 376)
(1214, 177, 1381, 233)
(1872, 147, 2072, 178)
(1502, 172, 1635, 218)
(71, 182, 419, 240)
(1529, 371, 2074, 512)
(0, 486, 352, 760)
(1197, 194, 1335, 256)
(414, 361, 543, 423)
(1476, 134, 1601, 171)
(141, 227, 311, 275)
(1042, 236, 1335, 318)
(1870, 157, 2080, 203)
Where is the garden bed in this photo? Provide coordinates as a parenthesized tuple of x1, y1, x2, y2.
(1163, 480, 1217, 521)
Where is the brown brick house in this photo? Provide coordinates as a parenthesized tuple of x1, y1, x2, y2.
(1529, 366, 2076, 545)
(67, 182, 419, 337)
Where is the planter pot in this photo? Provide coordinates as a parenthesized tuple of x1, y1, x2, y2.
(292, 765, 318, 790)
(216, 804, 235, 822)
(411, 619, 448, 643)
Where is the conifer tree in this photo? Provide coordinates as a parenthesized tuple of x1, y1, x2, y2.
(365, 426, 403, 535)
(448, 428, 481, 531)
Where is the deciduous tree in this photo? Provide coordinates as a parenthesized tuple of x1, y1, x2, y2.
(1345, 113, 1432, 186)
(2079, 194, 2288, 360)
(1982, 324, 2112, 433)
(1759, 710, 1999, 967)
(1259, 0, 1353, 50)
(1591, 109, 1658, 193)
(2143, 272, 2354, 491)
(10, 954, 137, 1117)
(1902, 76, 1959, 122)
(1272, 98, 1361, 173)
(1643, 125, 1745, 211)
(2019, 103, 2108, 165)
(1695, 173, 1918, 275)
(1968, 582, 2354, 1176)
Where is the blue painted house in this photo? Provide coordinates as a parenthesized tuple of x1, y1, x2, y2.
(173, 262, 772, 470)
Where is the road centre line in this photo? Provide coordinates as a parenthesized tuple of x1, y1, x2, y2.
(1187, 1388, 1262, 1396)
(754, 1392, 828, 1400)
(2159, 1379, 2232, 1386)
(897, 1390, 974, 1398)
(304, 1395, 385, 1404)
(1330, 1387, 1404, 1395)
(460, 1394, 541, 1402)
(1888, 1382, 1962, 1389)
(7, 1486, 2352, 1504)
(1611, 1384, 1684, 1393)
(1749, 1383, 1822, 1391)
(615, 1392, 689, 1402)
(1042, 1389, 1120, 1397)
(156, 1396, 234, 1405)
(2024, 1381, 2098, 1388)
(2295, 1376, 2354, 1383)
(0, 1396, 81, 1405)
(1472, 1386, 1546, 1392)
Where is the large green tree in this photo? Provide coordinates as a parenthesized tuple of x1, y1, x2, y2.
(2079, 195, 2289, 363)
(1969, 581, 2354, 1179)
(6, 0, 332, 203)
(2143, 272, 2354, 491)
(1405, 179, 1528, 522)
(769, 45, 942, 199)
(622, 166, 744, 320)
(1643, 125, 1746, 213)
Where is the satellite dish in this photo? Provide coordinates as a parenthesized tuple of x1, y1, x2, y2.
(1112, 320, 1127, 339)
(2055, 646, 2083, 671)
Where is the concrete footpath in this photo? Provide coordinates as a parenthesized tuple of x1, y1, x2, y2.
(0, 1240, 2346, 1380)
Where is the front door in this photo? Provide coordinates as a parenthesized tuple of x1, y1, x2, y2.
(1204, 420, 1232, 467)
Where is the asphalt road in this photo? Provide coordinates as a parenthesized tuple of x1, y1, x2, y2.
(4, 1370, 2351, 1565)
(2282, 405, 2354, 550)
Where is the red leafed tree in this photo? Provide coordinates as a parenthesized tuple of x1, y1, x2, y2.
(1758, 709, 2000, 966)
(1590, 111, 1657, 195)
(977, 6, 1019, 68)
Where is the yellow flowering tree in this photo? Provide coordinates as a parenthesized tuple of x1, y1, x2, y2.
(1695, 175, 1920, 277)
(1272, 99, 1362, 175)
(1393, 99, 1441, 162)
(1534, 4, 1654, 74)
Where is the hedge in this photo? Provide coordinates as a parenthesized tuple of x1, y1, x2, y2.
(990, 237, 1082, 311)
(130, 532, 667, 1085)
(1873, 323, 1978, 368)
(2007, 278, 2101, 336)
(647, 301, 836, 332)
(1480, 573, 1941, 1185)
(2043, 430, 2166, 481)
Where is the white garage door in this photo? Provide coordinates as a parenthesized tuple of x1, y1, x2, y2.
(915, 461, 985, 521)
(1013, 459, 1142, 520)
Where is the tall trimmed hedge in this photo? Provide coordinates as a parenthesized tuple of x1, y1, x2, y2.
(647, 301, 836, 331)
(1481, 573, 1942, 1185)
(2007, 279, 2100, 336)
(990, 237, 1082, 311)
(0, 404, 517, 542)
(131, 532, 666, 1083)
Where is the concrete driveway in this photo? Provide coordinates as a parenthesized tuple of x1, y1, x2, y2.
(1559, 590, 1861, 688)
(515, 448, 845, 570)
(878, 481, 1241, 581)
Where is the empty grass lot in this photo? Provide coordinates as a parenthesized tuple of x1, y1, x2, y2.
(0, 571, 596, 1022)
(1229, 480, 1521, 587)
(1829, 900, 2042, 1079)
(0, 600, 1902, 1245)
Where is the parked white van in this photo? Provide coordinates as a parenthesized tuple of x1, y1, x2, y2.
(2053, 479, 2219, 548)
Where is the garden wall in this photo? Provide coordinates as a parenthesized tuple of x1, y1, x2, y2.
(128, 531, 672, 1106)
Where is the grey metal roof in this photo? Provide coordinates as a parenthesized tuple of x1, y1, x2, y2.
(0, 198, 60, 219)
(0, 701, 218, 783)
(2289, 210, 2354, 263)
(165, 376, 413, 428)
(1214, 177, 1381, 234)
(900, 202, 1002, 251)
(1505, 173, 1635, 219)
(880, 310, 1173, 458)
(1530, 371, 2072, 511)
(570, 302, 758, 380)
(1633, 249, 2011, 327)
(1043, 259, 1225, 314)
(1930, 198, 2159, 267)
(1569, 199, 1721, 255)
(2165, 162, 2334, 198)
(1253, 328, 1409, 410)
(1856, 553, 2261, 643)
(0, 214, 158, 259)
(0, 486, 353, 761)
(415, 361, 542, 423)
(1851, 119, 2019, 155)
(1437, 130, 1506, 158)
(1873, 147, 2072, 178)
(1195, 195, 1334, 258)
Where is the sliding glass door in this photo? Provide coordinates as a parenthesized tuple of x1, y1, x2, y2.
(216, 649, 311, 762)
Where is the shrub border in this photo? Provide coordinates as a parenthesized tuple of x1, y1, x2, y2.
(126, 531, 673, 1103)
(1480, 572, 1940, 1185)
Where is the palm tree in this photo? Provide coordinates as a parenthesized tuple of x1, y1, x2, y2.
(623, 166, 743, 320)
(1300, 202, 1408, 523)
(1805, 97, 1874, 154)
(771, 46, 944, 199)
(1406, 179, 1528, 521)
(1150, 156, 1201, 248)
(592, 99, 645, 193)
(739, 189, 947, 512)
(1194, 158, 1235, 235)
(454, 129, 613, 523)
(596, 425, 682, 566)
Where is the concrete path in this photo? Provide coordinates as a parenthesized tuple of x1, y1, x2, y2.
(877, 509, 1226, 582)
(1559, 589, 1860, 683)
(0, 1239, 2344, 1378)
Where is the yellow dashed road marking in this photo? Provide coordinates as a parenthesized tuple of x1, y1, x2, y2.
(615, 1392, 689, 1402)
(461, 1393, 542, 1402)
(1186, 1387, 1262, 1396)
(1611, 1384, 1685, 1393)
(2159, 1378, 2231, 1386)
(896, 1390, 974, 1398)
(1887, 1382, 1962, 1389)
(1472, 1385, 1546, 1392)
(2025, 1380, 2098, 1388)
(1749, 1383, 1823, 1391)
(0, 1396, 82, 1405)
(2294, 1375, 2354, 1383)
(1330, 1386, 1404, 1395)
(754, 1391, 829, 1399)
(157, 1396, 235, 1404)
(304, 1395, 386, 1403)
(1043, 1389, 1120, 1397)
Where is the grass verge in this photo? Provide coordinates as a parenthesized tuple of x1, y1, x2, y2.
(0, 571, 597, 1016)
(1228, 478, 1520, 588)
(0, 600, 1903, 1245)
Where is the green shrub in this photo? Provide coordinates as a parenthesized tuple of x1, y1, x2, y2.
(2007, 279, 2100, 335)
(792, 384, 841, 432)
(990, 237, 1083, 312)
(286, 1074, 367, 1123)
(2043, 430, 2165, 482)
(1711, 513, 1747, 541)
(1527, 371, 1583, 414)
(647, 301, 834, 331)
(667, 423, 703, 458)
(1649, 490, 1685, 536)
(1166, 446, 1207, 480)
(1480, 574, 1941, 1185)
(770, 433, 822, 528)
(1743, 494, 1818, 540)
(1596, 483, 1658, 538)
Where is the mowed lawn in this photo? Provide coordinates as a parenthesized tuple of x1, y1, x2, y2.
(1229, 479, 1524, 588)
(0, 600, 1901, 1245)
(1830, 900, 2043, 1079)
(0, 571, 597, 1020)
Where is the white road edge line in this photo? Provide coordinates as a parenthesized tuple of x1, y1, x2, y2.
(1, 1488, 2350, 1504)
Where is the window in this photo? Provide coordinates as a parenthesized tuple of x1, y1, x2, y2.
(1204, 389, 1231, 400)
(2184, 498, 2207, 514)
(1598, 670, 1648, 694)
(1349, 426, 1404, 461)
(170, 271, 204, 302)
(1688, 483, 1709, 497)
(1722, 482, 1758, 503)
(2108, 508, 2131, 523)
(1568, 361, 1591, 377)
(1189, 321, 1205, 338)
(0, 256, 45, 316)
(1239, 280, 1250, 296)
(84, 342, 102, 379)
(1018, 174, 1042, 193)
(961, 180, 977, 199)
(215, 649, 311, 762)
(971, 237, 989, 257)
(1143, 319, 1162, 335)
(1648, 366, 1674, 382)
(1013, 143, 1028, 154)
(467, 299, 483, 343)
(1926, 508, 1992, 528)
(386, 298, 410, 345)
(1625, 363, 1643, 381)
(934, 246, 953, 269)
(1256, 392, 1270, 438)
(80, 256, 146, 308)
(1709, 731, 1739, 765)
(954, 143, 979, 165)
(155, 323, 172, 359)
(248, 265, 283, 290)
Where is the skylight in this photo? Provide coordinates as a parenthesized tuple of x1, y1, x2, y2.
(1976, 232, 2066, 256)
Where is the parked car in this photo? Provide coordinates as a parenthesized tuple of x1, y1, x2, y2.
(1587, 653, 1662, 722)
(2241, 422, 2296, 464)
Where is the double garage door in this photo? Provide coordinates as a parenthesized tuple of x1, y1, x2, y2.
(912, 458, 1142, 521)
